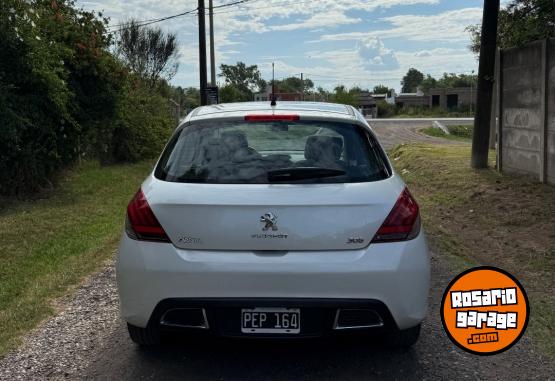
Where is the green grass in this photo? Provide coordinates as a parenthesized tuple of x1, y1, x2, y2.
(0, 161, 152, 357)
(421, 125, 473, 141)
(390, 144, 555, 359)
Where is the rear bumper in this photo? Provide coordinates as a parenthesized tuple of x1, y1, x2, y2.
(149, 298, 396, 338)
(116, 232, 430, 330)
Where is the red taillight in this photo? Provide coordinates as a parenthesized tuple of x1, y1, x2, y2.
(244, 114, 300, 122)
(372, 187, 421, 243)
(125, 189, 170, 242)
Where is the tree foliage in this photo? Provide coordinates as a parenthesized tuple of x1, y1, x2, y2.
(372, 85, 391, 95)
(116, 19, 179, 88)
(111, 85, 174, 162)
(275, 76, 314, 93)
(468, 0, 555, 52)
(331, 86, 359, 107)
(218, 62, 266, 101)
(0, 0, 175, 195)
(401, 68, 425, 93)
(420, 73, 477, 93)
(219, 84, 246, 103)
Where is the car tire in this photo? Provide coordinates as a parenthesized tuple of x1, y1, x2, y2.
(382, 324, 421, 348)
(127, 323, 160, 346)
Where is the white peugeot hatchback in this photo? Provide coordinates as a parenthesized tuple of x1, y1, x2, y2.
(117, 101, 430, 347)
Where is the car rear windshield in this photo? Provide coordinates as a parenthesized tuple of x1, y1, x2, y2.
(154, 120, 391, 184)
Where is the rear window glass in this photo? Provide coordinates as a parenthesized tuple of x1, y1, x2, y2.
(154, 120, 390, 184)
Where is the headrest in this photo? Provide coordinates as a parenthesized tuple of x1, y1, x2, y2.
(304, 135, 343, 162)
(221, 130, 248, 149)
(200, 137, 223, 163)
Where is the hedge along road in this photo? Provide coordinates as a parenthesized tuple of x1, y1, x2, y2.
(0, 122, 553, 381)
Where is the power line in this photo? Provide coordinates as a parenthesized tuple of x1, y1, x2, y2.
(107, 0, 260, 30)
(108, 8, 198, 31)
(107, 0, 312, 30)
(212, 0, 315, 15)
(213, 0, 258, 9)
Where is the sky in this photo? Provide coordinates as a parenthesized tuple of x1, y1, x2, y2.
(76, 0, 494, 92)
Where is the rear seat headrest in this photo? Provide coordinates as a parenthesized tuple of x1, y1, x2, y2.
(221, 130, 248, 149)
(304, 135, 343, 162)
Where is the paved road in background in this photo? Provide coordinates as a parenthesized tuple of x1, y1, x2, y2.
(1, 121, 553, 381)
(367, 118, 472, 149)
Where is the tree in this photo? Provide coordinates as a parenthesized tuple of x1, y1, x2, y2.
(0, 0, 176, 195)
(372, 85, 390, 94)
(116, 19, 179, 88)
(276, 76, 314, 93)
(438, 73, 477, 88)
(182, 87, 200, 111)
(219, 84, 248, 103)
(331, 86, 359, 107)
(401, 68, 424, 93)
(468, 0, 555, 52)
(0, 0, 128, 194)
(420, 73, 477, 94)
(315, 87, 331, 102)
(218, 62, 266, 101)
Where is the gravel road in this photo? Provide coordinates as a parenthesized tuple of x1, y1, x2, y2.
(1, 123, 553, 380)
(368, 121, 463, 150)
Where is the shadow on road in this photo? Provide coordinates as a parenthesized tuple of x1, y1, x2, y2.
(89, 330, 425, 380)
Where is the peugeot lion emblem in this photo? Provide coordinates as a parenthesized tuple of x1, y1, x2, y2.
(260, 213, 278, 231)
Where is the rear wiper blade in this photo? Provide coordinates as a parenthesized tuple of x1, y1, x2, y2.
(267, 167, 346, 182)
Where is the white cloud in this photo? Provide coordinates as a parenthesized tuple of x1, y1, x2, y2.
(319, 8, 483, 42)
(356, 37, 399, 70)
(76, 0, 476, 90)
(395, 47, 477, 78)
(271, 12, 361, 32)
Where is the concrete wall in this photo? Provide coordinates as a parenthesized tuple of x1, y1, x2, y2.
(547, 39, 555, 184)
(395, 95, 429, 108)
(499, 38, 555, 185)
(429, 88, 476, 108)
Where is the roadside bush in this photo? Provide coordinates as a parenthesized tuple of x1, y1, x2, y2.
(111, 83, 174, 162)
(0, 1, 75, 195)
(0, 0, 176, 195)
(377, 100, 397, 118)
(448, 125, 473, 139)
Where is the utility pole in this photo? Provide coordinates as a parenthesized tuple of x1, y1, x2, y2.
(271, 62, 276, 106)
(198, 0, 208, 105)
(300, 73, 304, 101)
(208, 0, 216, 86)
(471, 0, 500, 168)
(470, 70, 475, 116)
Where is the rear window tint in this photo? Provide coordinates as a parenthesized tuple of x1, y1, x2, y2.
(155, 120, 390, 184)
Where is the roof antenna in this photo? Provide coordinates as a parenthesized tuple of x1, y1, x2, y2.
(270, 62, 277, 106)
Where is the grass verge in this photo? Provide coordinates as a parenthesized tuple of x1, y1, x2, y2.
(0, 161, 152, 357)
(391, 144, 555, 359)
(421, 125, 473, 141)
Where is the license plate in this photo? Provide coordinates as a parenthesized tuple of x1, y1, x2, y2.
(241, 308, 300, 334)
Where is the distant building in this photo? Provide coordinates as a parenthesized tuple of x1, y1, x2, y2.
(393, 87, 429, 108)
(254, 85, 302, 102)
(356, 91, 396, 118)
(429, 87, 476, 110)
(357, 91, 377, 118)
